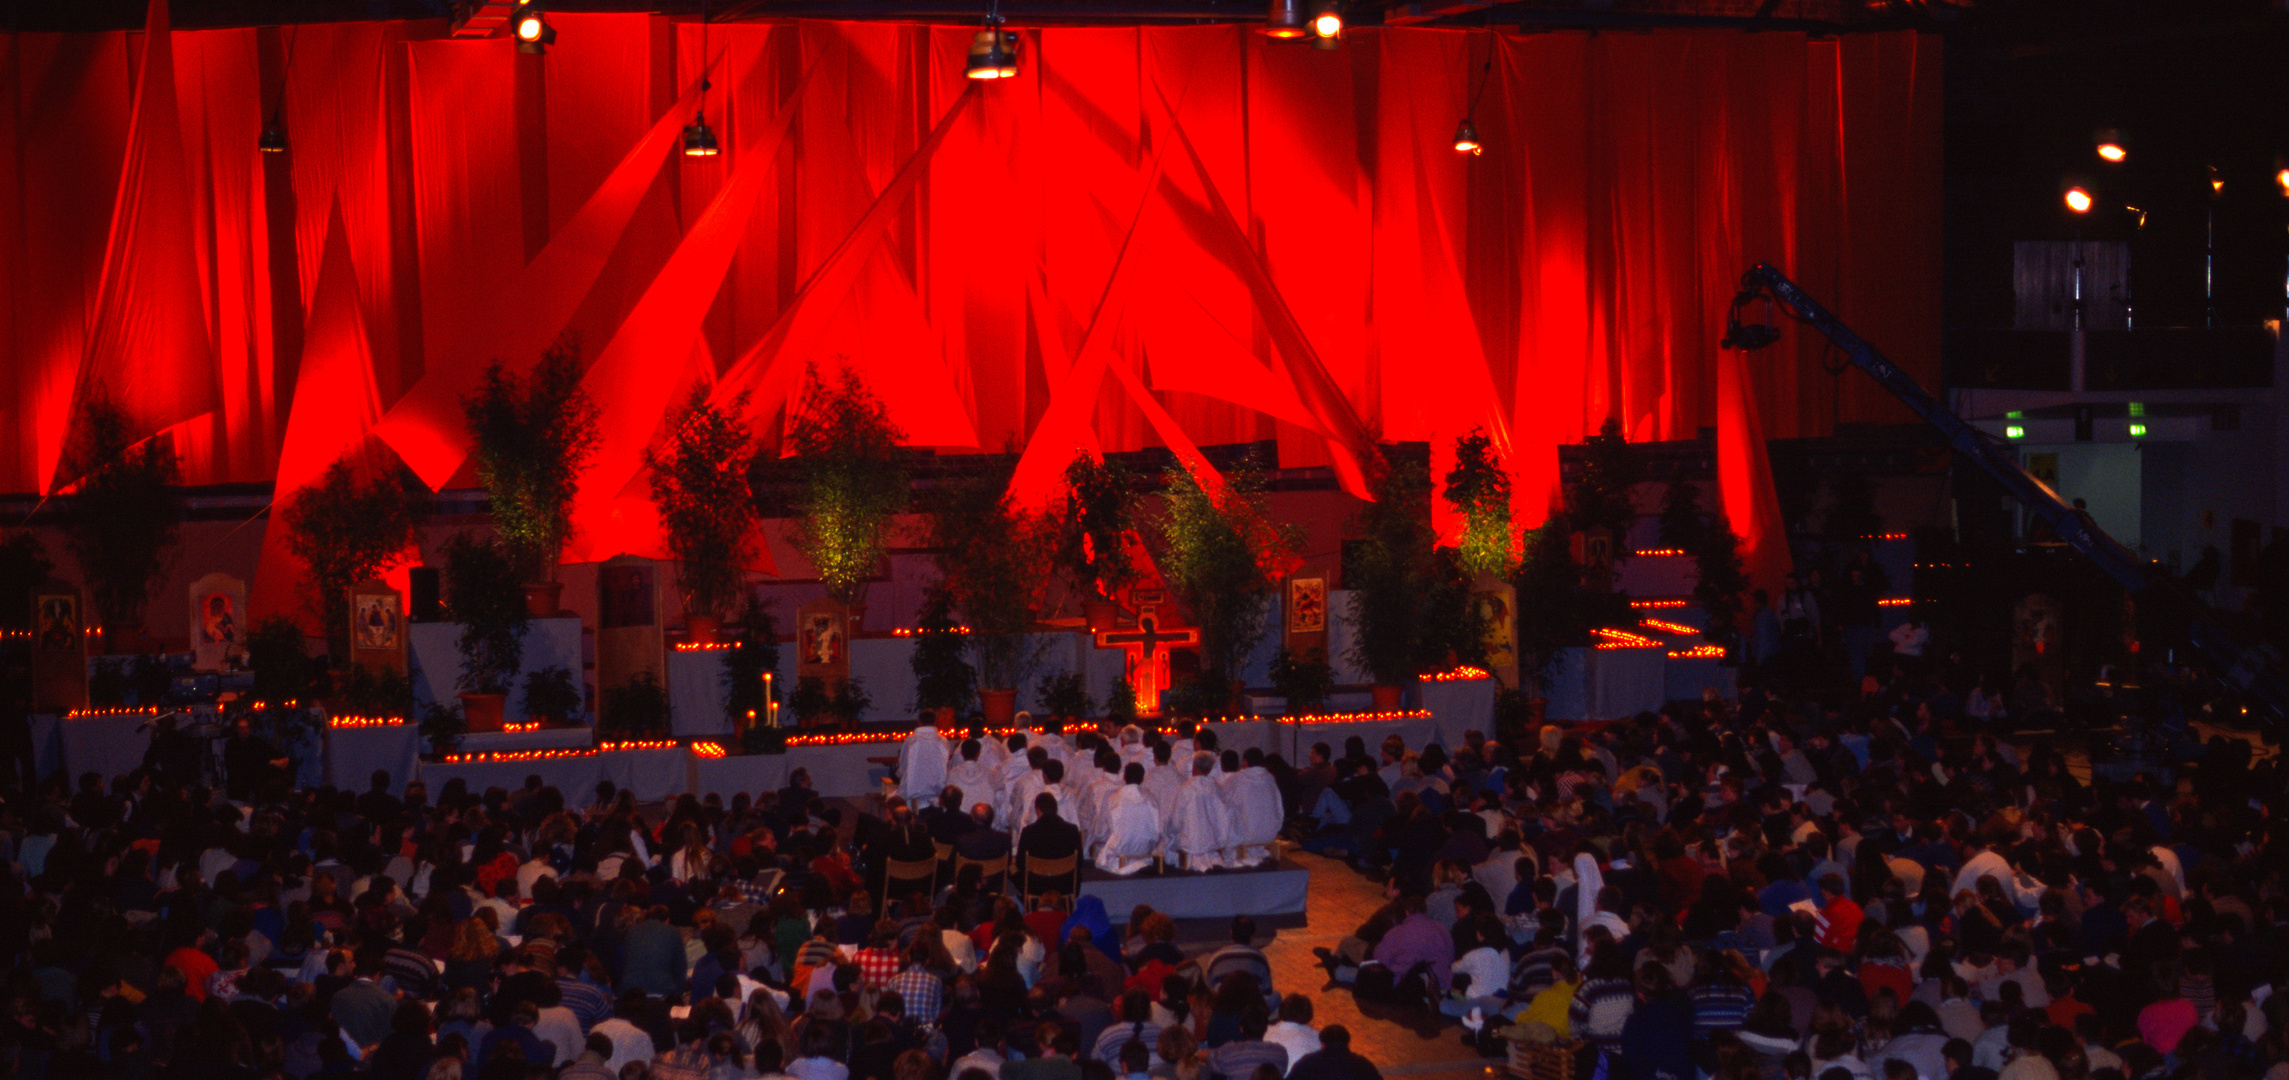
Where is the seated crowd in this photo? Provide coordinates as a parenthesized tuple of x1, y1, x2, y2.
(0, 739, 1382, 1080)
(0, 647, 2282, 1080)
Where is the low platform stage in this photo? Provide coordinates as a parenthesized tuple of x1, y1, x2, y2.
(1076, 859, 1309, 919)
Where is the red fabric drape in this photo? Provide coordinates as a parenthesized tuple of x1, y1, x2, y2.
(50, 0, 220, 492)
(0, 19, 1942, 581)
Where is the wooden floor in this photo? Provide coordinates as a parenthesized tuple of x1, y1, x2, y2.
(1254, 851, 1496, 1080)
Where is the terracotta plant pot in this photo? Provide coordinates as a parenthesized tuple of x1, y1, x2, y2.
(522, 581, 564, 617)
(459, 691, 508, 733)
(1370, 684, 1406, 713)
(685, 614, 721, 645)
(980, 688, 1018, 725)
(1083, 599, 1121, 633)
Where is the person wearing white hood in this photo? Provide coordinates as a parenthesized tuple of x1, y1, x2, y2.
(896, 715, 951, 801)
(1141, 742, 1186, 809)
(945, 738, 998, 809)
(1165, 751, 1234, 871)
(1219, 748, 1285, 867)
(1096, 763, 1163, 876)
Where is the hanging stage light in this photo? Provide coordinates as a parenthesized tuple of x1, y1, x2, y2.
(513, 0, 556, 53)
(2064, 186, 2092, 214)
(2094, 129, 2125, 163)
(1264, 0, 1310, 38)
(1452, 119, 1480, 155)
(259, 109, 287, 154)
(682, 112, 720, 157)
(1311, 1, 1342, 45)
(966, 27, 1019, 80)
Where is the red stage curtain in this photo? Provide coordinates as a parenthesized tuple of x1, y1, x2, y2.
(0, 19, 1942, 582)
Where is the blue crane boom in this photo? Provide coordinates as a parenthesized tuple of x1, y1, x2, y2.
(1727, 262, 2286, 723)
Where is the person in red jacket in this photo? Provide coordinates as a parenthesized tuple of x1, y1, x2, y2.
(1815, 874, 1864, 953)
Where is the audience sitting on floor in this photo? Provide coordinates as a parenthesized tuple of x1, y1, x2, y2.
(5, 629, 2287, 1080)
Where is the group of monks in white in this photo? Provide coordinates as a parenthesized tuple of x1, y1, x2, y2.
(893, 714, 1286, 877)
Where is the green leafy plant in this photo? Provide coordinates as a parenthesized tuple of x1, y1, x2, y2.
(1153, 461, 1296, 709)
(790, 675, 870, 725)
(246, 616, 319, 705)
(722, 595, 782, 727)
(522, 665, 582, 724)
(647, 386, 761, 620)
(1417, 545, 1492, 672)
(1510, 520, 1589, 691)
(1346, 453, 1438, 687)
(1694, 516, 1751, 650)
(1269, 647, 1334, 715)
(440, 533, 529, 695)
(1444, 428, 1515, 579)
(909, 587, 977, 716)
(417, 700, 465, 756)
(1657, 479, 1706, 553)
(1565, 417, 1640, 557)
(61, 401, 183, 634)
(1036, 671, 1093, 721)
(1103, 680, 1139, 727)
(784, 362, 908, 607)
(1056, 454, 1139, 601)
(930, 464, 1054, 693)
(282, 457, 422, 652)
(600, 670, 670, 738)
(464, 342, 600, 583)
(335, 662, 413, 719)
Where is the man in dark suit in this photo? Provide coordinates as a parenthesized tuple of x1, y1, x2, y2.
(923, 787, 976, 847)
(955, 804, 1013, 862)
(1019, 792, 1083, 865)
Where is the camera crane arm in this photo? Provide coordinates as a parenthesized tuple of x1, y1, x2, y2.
(1725, 262, 2286, 723)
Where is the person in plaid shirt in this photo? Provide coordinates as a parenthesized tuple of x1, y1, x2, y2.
(855, 921, 905, 989)
(884, 943, 946, 1024)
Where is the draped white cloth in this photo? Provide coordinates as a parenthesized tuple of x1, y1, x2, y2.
(1142, 762, 1186, 810)
(945, 759, 998, 813)
(1096, 784, 1163, 875)
(1219, 764, 1284, 864)
(1164, 766, 1235, 871)
(897, 727, 950, 801)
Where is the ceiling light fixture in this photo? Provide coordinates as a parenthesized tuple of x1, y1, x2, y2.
(513, 0, 556, 53)
(684, 2, 719, 157)
(1264, 0, 1310, 38)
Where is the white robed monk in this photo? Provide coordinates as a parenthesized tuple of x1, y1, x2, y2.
(944, 738, 998, 809)
(1218, 747, 1285, 867)
(1141, 743, 1186, 809)
(1163, 751, 1234, 871)
(897, 716, 950, 801)
(1096, 763, 1163, 876)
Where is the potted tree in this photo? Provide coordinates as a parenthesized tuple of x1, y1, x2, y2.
(522, 666, 582, 726)
(1444, 428, 1515, 581)
(1153, 461, 1297, 716)
(61, 402, 184, 652)
(909, 587, 977, 718)
(783, 362, 908, 631)
(1347, 454, 1437, 711)
(282, 456, 422, 659)
(440, 532, 529, 731)
(930, 467, 1054, 725)
(647, 386, 761, 645)
(600, 670, 669, 738)
(464, 343, 599, 616)
(722, 595, 783, 748)
(1056, 453, 1139, 631)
